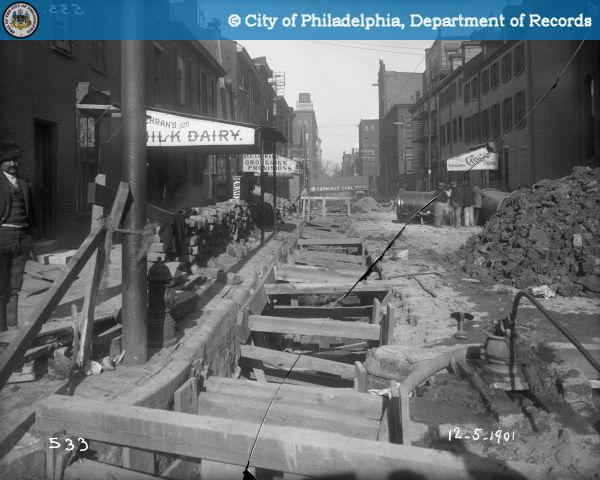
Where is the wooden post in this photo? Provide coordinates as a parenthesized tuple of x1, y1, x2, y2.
(260, 134, 265, 246)
(75, 174, 106, 369)
(273, 140, 277, 236)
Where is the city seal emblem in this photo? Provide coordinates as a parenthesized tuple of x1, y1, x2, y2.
(3, 2, 39, 38)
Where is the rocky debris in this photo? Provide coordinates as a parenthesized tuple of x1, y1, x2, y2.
(351, 196, 383, 213)
(458, 167, 600, 296)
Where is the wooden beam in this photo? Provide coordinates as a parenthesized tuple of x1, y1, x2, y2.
(205, 377, 382, 418)
(299, 238, 364, 247)
(248, 315, 380, 341)
(354, 361, 368, 392)
(240, 345, 355, 378)
(0, 227, 107, 389)
(294, 250, 365, 265)
(270, 305, 372, 319)
(371, 298, 382, 325)
(196, 392, 380, 440)
(64, 459, 161, 480)
(36, 395, 546, 480)
(264, 282, 393, 296)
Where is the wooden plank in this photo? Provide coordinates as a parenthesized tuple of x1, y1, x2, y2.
(271, 305, 372, 319)
(174, 377, 199, 415)
(371, 298, 382, 325)
(294, 250, 365, 265)
(299, 238, 363, 247)
(399, 384, 411, 445)
(76, 175, 110, 369)
(197, 392, 380, 440)
(65, 459, 161, 480)
(0, 227, 107, 389)
(204, 377, 382, 416)
(264, 282, 393, 296)
(248, 315, 380, 341)
(240, 345, 355, 378)
(161, 457, 202, 479)
(36, 395, 546, 480)
(354, 361, 368, 392)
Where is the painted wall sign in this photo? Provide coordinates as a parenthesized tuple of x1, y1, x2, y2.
(232, 176, 241, 200)
(446, 147, 498, 171)
(242, 154, 297, 176)
(146, 110, 256, 147)
(310, 184, 367, 192)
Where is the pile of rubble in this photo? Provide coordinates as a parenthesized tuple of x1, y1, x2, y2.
(459, 167, 600, 296)
(352, 196, 383, 213)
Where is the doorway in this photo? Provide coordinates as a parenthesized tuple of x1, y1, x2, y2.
(33, 120, 57, 239)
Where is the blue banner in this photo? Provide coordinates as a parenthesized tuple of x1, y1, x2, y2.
(1, 0, 599, 40)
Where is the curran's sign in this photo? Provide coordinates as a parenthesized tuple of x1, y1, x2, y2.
(242, 154, 296, 176)
(446, 147, 498, 171)
(146, 110, 256, 147)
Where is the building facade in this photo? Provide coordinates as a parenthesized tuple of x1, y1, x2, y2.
(377, 61, 421, 200)
(412, 40, 600, 191)
(292, 93, 320, 190)
(357, 119, 379, 194)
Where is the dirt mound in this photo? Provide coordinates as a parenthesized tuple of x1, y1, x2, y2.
(458, 166, 600, 296)
(352, 196, 382, 213)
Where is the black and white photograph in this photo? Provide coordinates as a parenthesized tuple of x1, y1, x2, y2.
(0, 4, 599, 479)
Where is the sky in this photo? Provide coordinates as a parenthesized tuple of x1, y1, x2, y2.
(241, 40, 433, 166)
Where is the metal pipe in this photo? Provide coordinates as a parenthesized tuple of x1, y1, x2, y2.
(273, 140, 277, 235)
(121, 40, 147, 365)
(510, 290, 600, 375)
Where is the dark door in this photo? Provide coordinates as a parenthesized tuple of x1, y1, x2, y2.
(34, 120, 57, 239)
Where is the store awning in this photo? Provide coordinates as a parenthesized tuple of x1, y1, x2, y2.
(76, 104, 287, 154)
(446, 146, 498, 171)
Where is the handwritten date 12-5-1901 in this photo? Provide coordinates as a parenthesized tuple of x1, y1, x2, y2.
(448, 427, 515, 443)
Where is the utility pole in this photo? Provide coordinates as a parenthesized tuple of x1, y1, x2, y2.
(272, 140, 277, 235)
(121, 40, 147, 365)
(427, 80, 432, 192)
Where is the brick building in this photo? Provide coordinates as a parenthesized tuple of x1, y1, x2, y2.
(411, 40, 600, 191)
(292, 93, 320, 187)
(357, 119, 379, 194)
(377, 61, 421, 200)
(0, 41, 122, 243)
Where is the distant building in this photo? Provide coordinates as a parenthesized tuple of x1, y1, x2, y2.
(357, 119, 379, 194)
(292, 93, 320, 186)
(377, 62, 421, 199)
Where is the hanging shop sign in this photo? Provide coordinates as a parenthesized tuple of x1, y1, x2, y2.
(146, 110, 256, 147)
(242, 154, 297, 176)
(232, 176, 241, 200)
(446, 147, 498, 171)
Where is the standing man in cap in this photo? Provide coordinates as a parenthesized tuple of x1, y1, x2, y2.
(0, 141, 36, 331)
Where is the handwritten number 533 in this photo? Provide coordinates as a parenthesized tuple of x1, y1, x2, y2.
(48, 4, 85, 15)
(48, 437, 88, 452)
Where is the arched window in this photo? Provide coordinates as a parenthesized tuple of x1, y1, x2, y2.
(584, 75, 595, 158)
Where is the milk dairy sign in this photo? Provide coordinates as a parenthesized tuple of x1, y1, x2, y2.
(146, 110, 256, 147)
(446, 147, 498, 171)
(242, 155, 296, 176)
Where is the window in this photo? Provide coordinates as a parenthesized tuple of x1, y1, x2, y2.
(481, 69, 489, 95)
(471, 78, 479, 101)
(514, 91, 526, 129)
(78, 114, 99, 214)
(482, 109, 490, 140)
(458, 116, 463, 141)
(453, 118, 458, 142)
(153, 46, 163, 105)
(465, 116, 472, 144)
(464, 81, 470, 104)
(458, 80, 462, 99)
(90, 41, 105, 71)
(440, 123, 445, 146)
(176, 56, 185, 105)
(439, 92, 445, 109)
(211, 80, 217, 116)
(492, 103, 501, 138)
(190, 64, 199, 113)
(472, 113, 480, 142)
(491, 62, 499, 90)
(503, 97, 513, 132)
(446, 122, 451, 144)
(513, 43, 525, 75)
(584, 75, 595, 157)
(201, 72, 208, 114)
(501, 53, 512, 83)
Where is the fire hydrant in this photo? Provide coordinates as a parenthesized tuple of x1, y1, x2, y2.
(147, 260, 177, 348)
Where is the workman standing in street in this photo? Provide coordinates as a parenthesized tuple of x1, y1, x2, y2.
(0, 142, 36, 331)
(461, 180, 476, 227)
(472, 184, 482, 226)
(449, 181, 461, 228)
(433, 182, 449, 227)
